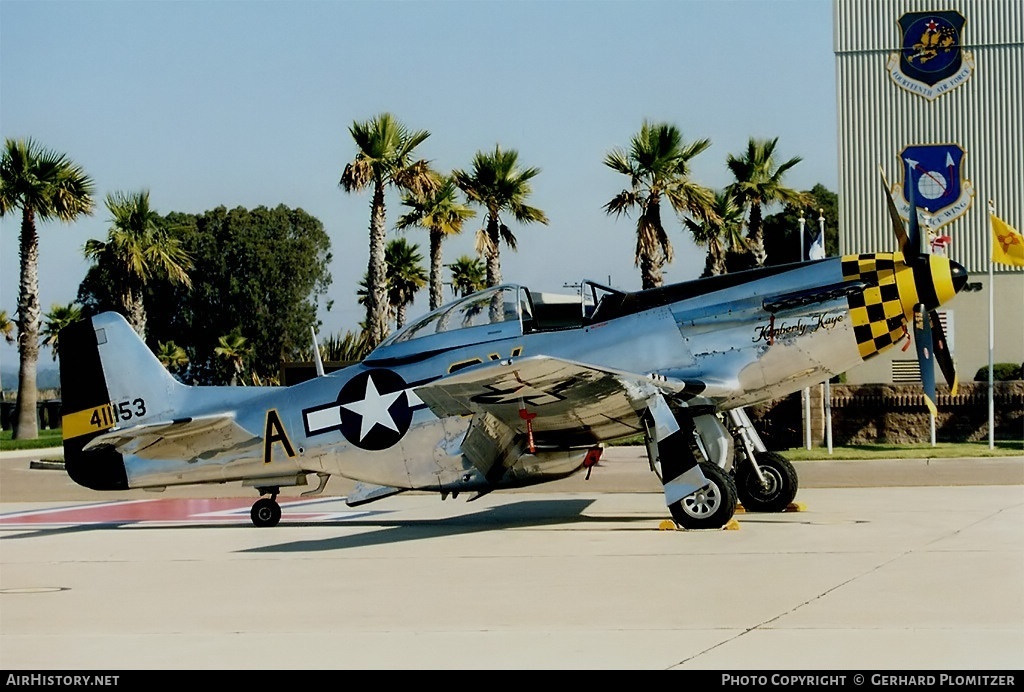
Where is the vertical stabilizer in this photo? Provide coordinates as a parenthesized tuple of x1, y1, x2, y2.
(59, 312, 186, 490)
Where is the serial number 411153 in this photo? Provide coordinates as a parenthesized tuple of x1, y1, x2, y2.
(92, 398, 147, 427)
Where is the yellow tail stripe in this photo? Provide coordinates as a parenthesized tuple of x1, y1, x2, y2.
(62, 404, 116, 441)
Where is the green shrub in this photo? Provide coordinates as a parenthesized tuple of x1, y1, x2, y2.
(973, 363, 1022, 381)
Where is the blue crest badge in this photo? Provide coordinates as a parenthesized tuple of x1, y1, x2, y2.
(890, 144, 975, 230)
(887, 11, 974, 100)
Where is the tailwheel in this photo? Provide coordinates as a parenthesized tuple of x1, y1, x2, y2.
(669, 462, 737, 530)
(251, 496, 282, 527)
(734, 451, 798, 513)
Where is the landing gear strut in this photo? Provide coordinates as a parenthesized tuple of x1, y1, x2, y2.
(642, 399, 738, 530)
(645, 399, 798, 528)
(251, 487, 282, 527)
(724, 408, 798, 512)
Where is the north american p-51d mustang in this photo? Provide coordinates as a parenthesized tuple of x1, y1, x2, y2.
(59, 171, 967, 529)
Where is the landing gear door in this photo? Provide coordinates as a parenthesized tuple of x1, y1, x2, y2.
(693, 414, 734, 471)
(641, 393, 680, 480)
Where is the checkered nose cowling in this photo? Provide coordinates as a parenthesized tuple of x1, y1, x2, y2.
(841, 252, 967, 360)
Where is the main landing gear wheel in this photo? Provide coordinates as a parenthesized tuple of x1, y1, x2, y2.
(251, 497, 282, 527)
(669, 462, 738, 530)
(734, 451, 798, 513)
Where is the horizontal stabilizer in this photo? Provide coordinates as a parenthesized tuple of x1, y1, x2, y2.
(83, 413, 259, 461)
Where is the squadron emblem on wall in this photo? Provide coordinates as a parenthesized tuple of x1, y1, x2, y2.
(886, 11, 974, 100)
(890, 144, 974, 230)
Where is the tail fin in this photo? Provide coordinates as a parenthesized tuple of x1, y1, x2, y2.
(59, 312, 186, 489)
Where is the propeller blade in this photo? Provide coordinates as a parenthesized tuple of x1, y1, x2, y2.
(902, 158, 929, 262)
(930, 309, 959, 396)
(913, 303, 938, 417)
(879, 166, 909, 253)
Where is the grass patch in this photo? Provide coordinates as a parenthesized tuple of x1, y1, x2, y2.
(609, 434, 1021, 459)
(782, 441, 1023, 460)
(0, 428, 63, 451)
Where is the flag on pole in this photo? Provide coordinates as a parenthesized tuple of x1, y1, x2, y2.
(990, 212, 1024, 266)
(807, 227, 825, 260)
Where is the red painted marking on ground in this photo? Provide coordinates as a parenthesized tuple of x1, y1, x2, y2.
(0, 497, 364, 527)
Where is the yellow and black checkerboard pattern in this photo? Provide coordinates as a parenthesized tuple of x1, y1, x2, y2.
(841, 253, 909, 360)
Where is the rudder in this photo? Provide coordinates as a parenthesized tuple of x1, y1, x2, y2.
(59, 312, 184, 490)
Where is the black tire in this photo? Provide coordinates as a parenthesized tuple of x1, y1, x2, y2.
(669, 462, 738, 530)
(734, 451, 798, 513)
(251, 497, 282, 527)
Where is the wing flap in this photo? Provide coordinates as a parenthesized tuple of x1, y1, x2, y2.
(345, 482, 406, 507)
(82, 414, 260, 461)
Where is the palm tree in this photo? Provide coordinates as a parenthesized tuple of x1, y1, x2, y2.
(395, 176, 476, 311)
(355, 238, 427, 330)
(384, 237, 427, 329)
(340, 112, 439, 349)
(726, 137, 811, 267)
(0, 310, 13, 344)
(355, 274, 385, 324)
(0, 309, 15, 398)
(448, 255, 487, 297)
(684, 190, 748, 277)
(0, 137, 95, 439)
(214, 330, 253, 386)
(604, 121, 716, 290)
(83, 190, 193, 338)
(156, 340, 189, 370)
(453, 145, 549, 288)
(41, 303, 83, 361)
(320, 330, 371, 363)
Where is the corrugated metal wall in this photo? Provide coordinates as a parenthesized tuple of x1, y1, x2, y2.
(834, 0, 1023, 388)
(834, 0, 1023, 274)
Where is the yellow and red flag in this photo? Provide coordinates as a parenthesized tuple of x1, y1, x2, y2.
(991, 212, 1024, 266)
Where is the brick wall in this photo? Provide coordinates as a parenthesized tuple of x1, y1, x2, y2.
(749, 382, 1024, 447)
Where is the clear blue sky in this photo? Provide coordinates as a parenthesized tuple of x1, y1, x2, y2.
(0, 0, 837, 369)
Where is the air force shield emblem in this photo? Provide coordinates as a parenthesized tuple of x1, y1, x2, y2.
(887, 11, 974, 100)
(890, 144, 975, 230)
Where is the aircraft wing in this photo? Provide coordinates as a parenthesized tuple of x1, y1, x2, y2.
(414, 355, 708, 447)
(82, 413, 261, 461)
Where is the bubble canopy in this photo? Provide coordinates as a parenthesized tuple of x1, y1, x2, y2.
(367, 285, 531, 362)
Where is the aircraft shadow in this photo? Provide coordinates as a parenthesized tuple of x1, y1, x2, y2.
(0, 522, 141, 540)
(243, 498, 622, 553)
(2, 498, 676, 547)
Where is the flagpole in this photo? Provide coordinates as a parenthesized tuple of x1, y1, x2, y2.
(924, 207, 937, 447)
(820, 209, 833, 455)
(987, 200, 995, 449)
(799, 212, 811, 451)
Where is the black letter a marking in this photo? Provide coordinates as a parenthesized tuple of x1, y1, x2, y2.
(263, 409, 296, 463)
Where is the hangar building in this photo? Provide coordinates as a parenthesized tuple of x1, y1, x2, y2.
(833, 0, 1022, 386)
